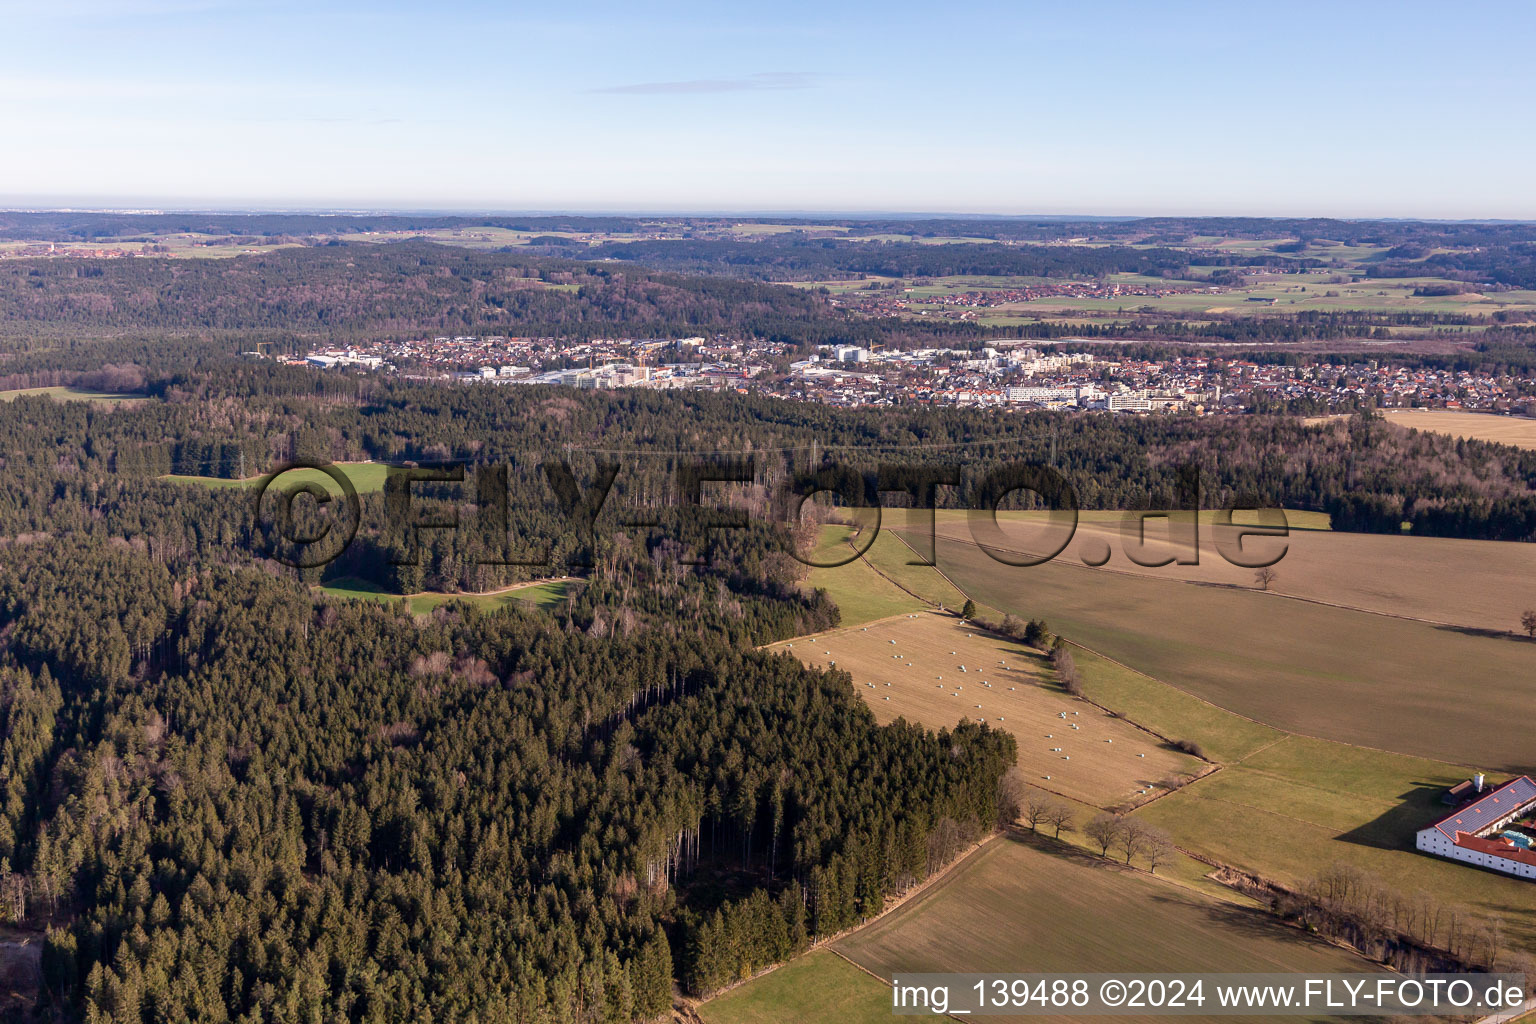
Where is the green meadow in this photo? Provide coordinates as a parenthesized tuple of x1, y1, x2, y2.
(163, 461, 391, 493)
(316, 577, 576, 615)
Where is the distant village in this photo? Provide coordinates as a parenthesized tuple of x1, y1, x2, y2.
(285, 334, 1536, 415)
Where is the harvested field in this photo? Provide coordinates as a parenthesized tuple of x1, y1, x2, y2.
(1381, 410, 1536, 450)
(769, 610, 1203, 809)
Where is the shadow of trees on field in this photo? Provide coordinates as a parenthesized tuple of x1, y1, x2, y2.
(1432, 622, 1532, 643)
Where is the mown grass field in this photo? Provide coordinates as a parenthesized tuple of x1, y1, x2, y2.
(856, 515, 973, 607)
(801, 525, 927, 626)
(916, 530, 1536, 772)
(316, 577, 575, 615)
(695, 950, 889, 1024)
(163, 461, 391, 493)
(769, 610, 1201, 809)
(832, 836, 1378, 1024)
(922, 508, 1536, 633)
(0, 385, 149, 404)
(1133, 735, 1536, 949)
(1069, 647, 1282, 764)
(1381, 409, 1536, 450)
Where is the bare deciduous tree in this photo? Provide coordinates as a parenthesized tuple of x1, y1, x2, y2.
(1044, 801, 1075, 839)
(1143, 827, 1174, 874)
(1022, 792, 1051, 833)
(1085, 813, 1125, 858)
(1254, 566, 1278, 591)
(1117, 818, 1148, 865)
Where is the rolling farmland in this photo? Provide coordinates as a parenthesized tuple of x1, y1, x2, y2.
(920, 509, 1536, 633)
(916, 530, 1536, 772)
(801, 524, 1536, 947)
(1053, 604, 1536, 949)
(703, 837, 1385, 1024)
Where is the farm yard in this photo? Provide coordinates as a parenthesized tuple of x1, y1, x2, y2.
(768, 610, 1204, 809)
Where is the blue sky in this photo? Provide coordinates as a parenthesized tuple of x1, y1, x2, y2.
(4, 0, 1534, 217)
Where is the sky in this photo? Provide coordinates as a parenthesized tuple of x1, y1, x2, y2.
(3, 0, 1535, 218)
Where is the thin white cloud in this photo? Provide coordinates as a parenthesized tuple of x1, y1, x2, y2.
(593, 71, 817, 95)
(0, 0, 238, 17)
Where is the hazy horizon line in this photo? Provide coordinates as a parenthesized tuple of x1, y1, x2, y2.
(2, 201, 1533, 225)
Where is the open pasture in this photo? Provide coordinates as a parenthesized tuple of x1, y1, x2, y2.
(317, 576, 575, 615)
(1134, 735, 1536, 948)
(833, 836, 1377, 1024)
(1381, 409, 1536, 450)
(0, 385, 149, 404)
(695, 950, 889, 1024)
(769, 611, 1202, 809)
(918, 508, 1536, 633)
(920, 532, 1536, 773)
(163, 460, 391, 493)
(801, 525, 928, 626)
(407, 579, 574, 614)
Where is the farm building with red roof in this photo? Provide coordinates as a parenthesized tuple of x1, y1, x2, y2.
(1415, 775, 1536, 880)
